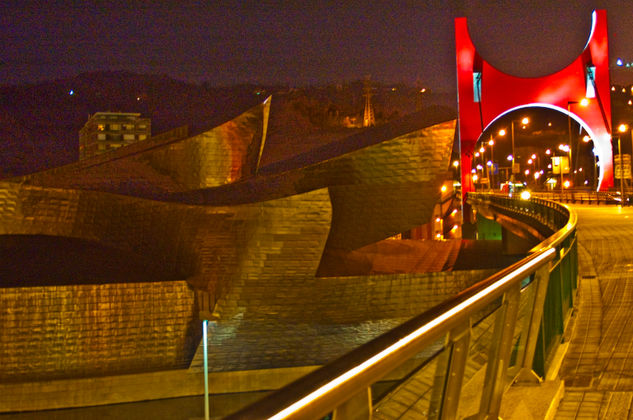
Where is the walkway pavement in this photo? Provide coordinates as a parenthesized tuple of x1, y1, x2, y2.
(555, 204, 633, 419)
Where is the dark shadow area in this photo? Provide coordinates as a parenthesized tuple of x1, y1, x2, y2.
(453, 239, 523, 270)
(0, 235, 182, 287)
(317, 239, 461, 277)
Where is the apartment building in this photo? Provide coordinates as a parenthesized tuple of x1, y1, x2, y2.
(79, 112, 151, 159)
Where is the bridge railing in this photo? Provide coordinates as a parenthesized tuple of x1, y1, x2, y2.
(532, 190, 620, 205)
(226, 193, 577, 420)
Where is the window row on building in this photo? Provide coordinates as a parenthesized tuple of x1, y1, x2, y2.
(79, 112, 151, 160)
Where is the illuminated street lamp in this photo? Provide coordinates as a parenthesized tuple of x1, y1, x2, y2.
(567, 98, 589, 184)
(556, 144, 571, 194)
(510, 117, 529, 181)
(617, 123, 629, 201)
(488, 137, 495, 188)
(494, 129, 507, 185)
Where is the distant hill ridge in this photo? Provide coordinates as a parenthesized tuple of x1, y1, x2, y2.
(0, 71, 455, 178)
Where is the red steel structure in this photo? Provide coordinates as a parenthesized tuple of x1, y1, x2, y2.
(456, 10, 612, 193)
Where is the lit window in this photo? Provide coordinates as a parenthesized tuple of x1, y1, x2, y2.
(138, 134, 147, 140)
(138, 124, 147, 129)
(98, 144, 106, 150)
(123, 134, 135, 141)
(123, 124, 134, 130)
(110, 124, 121, 130)
(97, 134, 106, 140)
(97, 124, 105, 131)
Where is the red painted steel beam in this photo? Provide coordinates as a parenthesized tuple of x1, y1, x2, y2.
(456, 10, 613, 192)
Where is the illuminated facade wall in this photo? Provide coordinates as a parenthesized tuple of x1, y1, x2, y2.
(456, 9, 613, 191)
(0, 100, 456, 383)
(0, 281, 196, 382)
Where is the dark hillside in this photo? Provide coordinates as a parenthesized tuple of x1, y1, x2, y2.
(0, 72, 455, 178)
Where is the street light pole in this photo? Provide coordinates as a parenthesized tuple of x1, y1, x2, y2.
(567, 98, 589, 187)
(567, 101, 574, 186)
(489, 135, 495, 189)
(560, 155, 564, 195)
(509, 117, 529, 184)
(619, 135, 624, 202)
(511, 121, 515, 182)
(594, 151, 598, 190)
(618, 124, 630, 203)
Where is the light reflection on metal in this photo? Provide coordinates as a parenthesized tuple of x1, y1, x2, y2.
(203, 320, 209, 420)
(268, 247, 556, 420)
(1, 99, 457, 382)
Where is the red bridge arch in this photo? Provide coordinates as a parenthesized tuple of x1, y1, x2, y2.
(456, 9, 613, 193)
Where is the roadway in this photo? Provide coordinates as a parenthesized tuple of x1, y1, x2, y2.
(555, 204, 633, 418)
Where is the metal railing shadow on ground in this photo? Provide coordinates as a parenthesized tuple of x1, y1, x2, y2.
(226, 193, 578, 420)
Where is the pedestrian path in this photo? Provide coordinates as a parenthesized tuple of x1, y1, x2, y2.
(555, 205, 633, 419)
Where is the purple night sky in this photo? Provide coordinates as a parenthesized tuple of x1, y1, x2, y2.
(2, 0, 633, 90)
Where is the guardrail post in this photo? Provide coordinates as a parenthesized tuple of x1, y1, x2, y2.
(515, 264, 551, 383)
(477, 285, 521, 419)
(437, 321, 471, 419)
(332, 387, 372, 420)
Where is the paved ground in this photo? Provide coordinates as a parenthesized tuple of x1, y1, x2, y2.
(555, 205, 633, 419)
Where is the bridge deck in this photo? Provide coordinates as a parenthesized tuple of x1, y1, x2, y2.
(555, 205, 633, 419)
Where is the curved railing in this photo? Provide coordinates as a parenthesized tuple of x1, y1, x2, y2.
(227, 193, 577, 419)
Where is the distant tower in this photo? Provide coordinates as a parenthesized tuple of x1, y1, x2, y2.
(363, 78, 375, 127)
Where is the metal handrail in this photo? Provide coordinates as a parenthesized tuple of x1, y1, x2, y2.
(532, 190, 621, 205)
(473, 193, 577, 252)
(227, 194, 576, 420)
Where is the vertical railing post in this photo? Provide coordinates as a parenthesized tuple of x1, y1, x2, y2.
(438, 322, 471, 420)
(478, 286, 521, 419)
(565, 235, 578, 303)
(558, 247, 567, 326)
(515, 264, 551, 383)
(332, 387, 372, 420)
